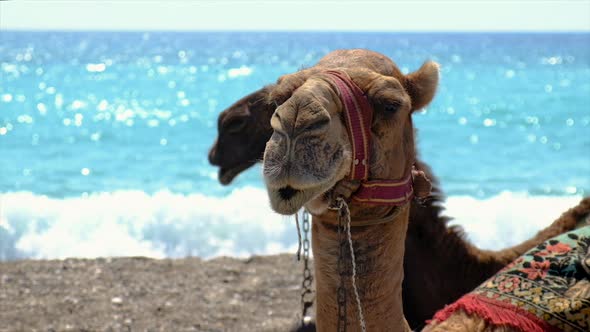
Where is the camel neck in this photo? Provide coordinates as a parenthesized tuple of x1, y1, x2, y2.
(312, 205, 412, 332)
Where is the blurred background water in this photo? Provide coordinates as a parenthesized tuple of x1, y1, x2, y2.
(1, 31, 588, 260)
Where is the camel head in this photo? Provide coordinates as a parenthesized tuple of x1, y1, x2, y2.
(208, 86, 275, 185)
(263, 62, 439, 216)
(208, 50, 403, 186)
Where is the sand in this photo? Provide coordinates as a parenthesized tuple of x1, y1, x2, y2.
(0, 254, 313, 332)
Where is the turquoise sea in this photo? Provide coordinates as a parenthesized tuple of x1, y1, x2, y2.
(0, 32, 588, 260)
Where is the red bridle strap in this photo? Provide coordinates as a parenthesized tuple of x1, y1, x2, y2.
(353, 175, 414, 206)
(323, 70, 414, 207)
(324, 70, 372, 181)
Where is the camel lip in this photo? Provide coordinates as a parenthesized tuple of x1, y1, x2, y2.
(268, 180, 337, 215)
(265, 159, 349, 215)
(218, 161, 256, 185)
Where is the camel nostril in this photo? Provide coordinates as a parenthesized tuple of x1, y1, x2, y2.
(278, 186, 299, 200)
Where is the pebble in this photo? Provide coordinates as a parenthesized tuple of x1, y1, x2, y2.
(1, 274, 12, 283)
(111, 296, 123, 305)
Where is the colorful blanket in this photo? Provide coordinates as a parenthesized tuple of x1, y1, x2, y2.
(431, 226, 590, 332)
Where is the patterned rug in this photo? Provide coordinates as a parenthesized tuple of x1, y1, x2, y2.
(430, 226, 590, 332)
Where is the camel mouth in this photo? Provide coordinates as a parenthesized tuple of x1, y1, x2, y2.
(265, 150, 351, 215)
(268, 186, 321, 215)
(218, 161, 256, 185)
(278, 186, 299, 200)
(267, 178, 341, 216)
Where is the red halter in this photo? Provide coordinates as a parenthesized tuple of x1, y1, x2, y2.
(323, 70, 415, 206)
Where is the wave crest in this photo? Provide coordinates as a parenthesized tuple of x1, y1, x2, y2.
(0, 189, 583, 260)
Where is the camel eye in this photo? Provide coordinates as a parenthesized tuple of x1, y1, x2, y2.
(384, 102, 401, 113)
(224, 117, 247, 133)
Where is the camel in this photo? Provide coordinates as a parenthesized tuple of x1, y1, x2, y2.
(262, 62, 433, 330)
(260, 60, 590, 331)
(209, 49, 589, 328)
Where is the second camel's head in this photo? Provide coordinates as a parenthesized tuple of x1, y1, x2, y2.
(208, 87, 275, 185)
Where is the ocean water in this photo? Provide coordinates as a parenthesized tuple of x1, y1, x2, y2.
(0, 31, 588, 260)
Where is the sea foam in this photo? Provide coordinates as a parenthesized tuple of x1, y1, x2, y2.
(0, 188, 292, 260)
(0, 189, 584, 260)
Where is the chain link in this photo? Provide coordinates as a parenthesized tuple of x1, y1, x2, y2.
(300, 210, 314, 326)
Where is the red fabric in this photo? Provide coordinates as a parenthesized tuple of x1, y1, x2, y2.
(323, 70, 416, 206)
(324, 70, 372, 181)
(353, 175, 414, 206)
(428, 293, 561, 332)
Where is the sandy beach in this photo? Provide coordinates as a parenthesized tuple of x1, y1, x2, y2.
(0, 254, 309, 332)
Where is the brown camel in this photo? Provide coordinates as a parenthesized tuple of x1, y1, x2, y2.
(261, 61, 590, 331)
(209, 49, 588, 328)
(262, 63, 436, 330)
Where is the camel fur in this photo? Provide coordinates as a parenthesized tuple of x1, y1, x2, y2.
(263, 64, 435, 330)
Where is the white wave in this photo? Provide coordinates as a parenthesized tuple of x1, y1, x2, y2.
(0, 188, 297, 260)
(445, 192, 584, 250)
(0, 189, 585, 260)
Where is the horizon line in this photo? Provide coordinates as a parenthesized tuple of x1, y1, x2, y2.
(3, 28, 590, 33)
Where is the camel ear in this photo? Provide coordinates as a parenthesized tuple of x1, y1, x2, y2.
(404, 61, 439, 111)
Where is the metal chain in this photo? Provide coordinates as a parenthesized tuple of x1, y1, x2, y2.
(300, 210, 314, 326)
(336, 199, 348, 332)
